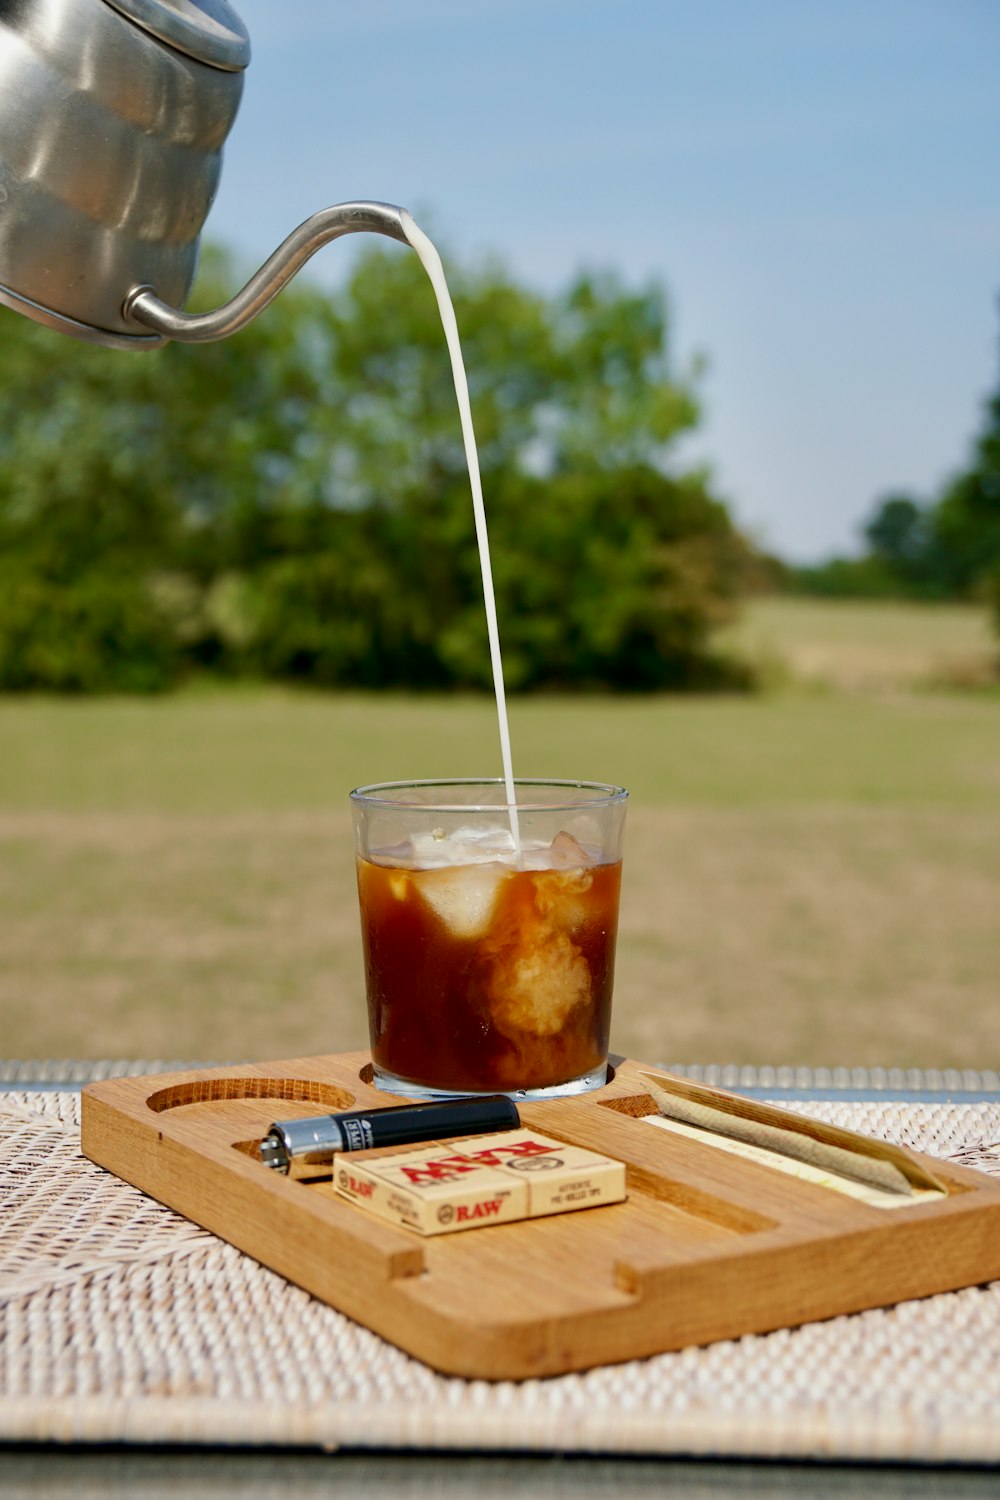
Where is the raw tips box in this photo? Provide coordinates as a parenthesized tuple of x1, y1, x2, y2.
(329, 1128, 627, 1236)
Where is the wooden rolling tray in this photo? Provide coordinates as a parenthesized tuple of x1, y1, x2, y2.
(81, 1052, 1000, 1380)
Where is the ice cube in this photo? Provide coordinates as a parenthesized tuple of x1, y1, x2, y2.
(548, 830, 598, 869)
(513, 840, 556, 871)
(369, 839, 420, 869)
(415, 862, 508, 938)
(410, 825, 516, 869)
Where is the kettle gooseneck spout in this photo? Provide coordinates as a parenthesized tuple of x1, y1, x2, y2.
(123, 201, 411, 345)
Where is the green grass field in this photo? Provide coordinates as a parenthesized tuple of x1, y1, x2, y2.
(1, 599, 998, 1069)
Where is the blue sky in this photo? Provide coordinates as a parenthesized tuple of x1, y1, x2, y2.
(206, 0, 1000, 561)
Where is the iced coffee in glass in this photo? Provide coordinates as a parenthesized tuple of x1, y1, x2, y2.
(350, 779, 627, 1099)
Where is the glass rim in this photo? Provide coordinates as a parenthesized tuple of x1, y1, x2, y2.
(349, 776, 628, 813)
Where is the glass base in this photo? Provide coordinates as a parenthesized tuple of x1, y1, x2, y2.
(371, 1060, 609, 1102)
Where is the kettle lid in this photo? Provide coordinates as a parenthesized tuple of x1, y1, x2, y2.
(103, 0, 251, 71)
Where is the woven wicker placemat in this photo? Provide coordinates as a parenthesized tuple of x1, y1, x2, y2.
(2, 1090, 999, 1463)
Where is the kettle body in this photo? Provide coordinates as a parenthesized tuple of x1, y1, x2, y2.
(0, 0, 409, 351)
(0, 0, 249, 348)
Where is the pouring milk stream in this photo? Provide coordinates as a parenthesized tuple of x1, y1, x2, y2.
(401, 213, 522, 857)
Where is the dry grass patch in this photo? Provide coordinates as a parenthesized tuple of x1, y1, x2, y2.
(615, 806, 1000, 1068)
(0, 811, 364, 1060)
(3, 803, 998, 1070)
(721, 598, 997, 693)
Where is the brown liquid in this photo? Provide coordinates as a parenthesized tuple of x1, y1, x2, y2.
(357, 854, 622, 1093)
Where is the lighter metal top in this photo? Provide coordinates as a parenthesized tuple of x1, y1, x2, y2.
(102, 0, 251, 70)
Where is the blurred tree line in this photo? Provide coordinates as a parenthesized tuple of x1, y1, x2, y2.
(0, 243, 754, 693)
(787, 323, 1000, 626)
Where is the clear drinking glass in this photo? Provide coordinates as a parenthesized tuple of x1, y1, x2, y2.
(350, 779, 627, 1100)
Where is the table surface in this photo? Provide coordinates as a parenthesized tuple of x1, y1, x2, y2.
(3, 1059, 999, 1496)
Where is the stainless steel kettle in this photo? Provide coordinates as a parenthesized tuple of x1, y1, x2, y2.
(0, 0, 408, 350)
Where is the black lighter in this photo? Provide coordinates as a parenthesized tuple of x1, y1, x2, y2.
(259, 1095, 520, 1180)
